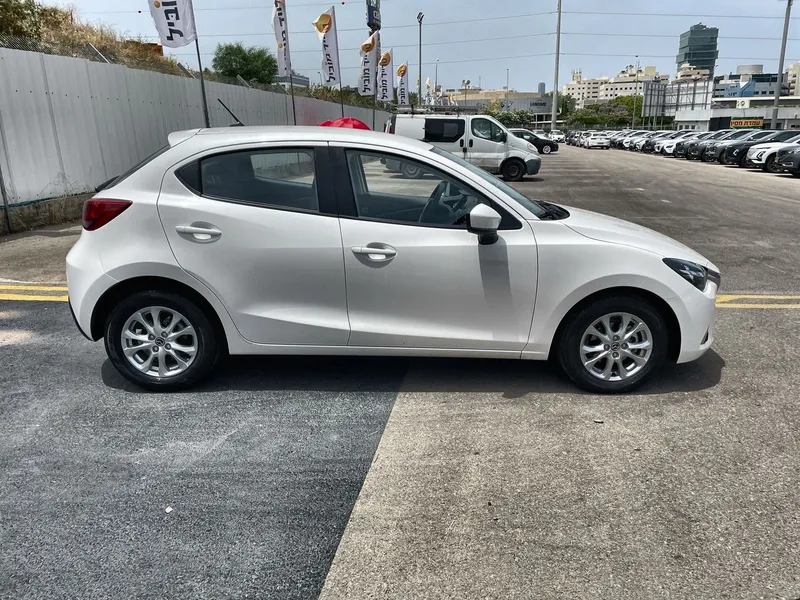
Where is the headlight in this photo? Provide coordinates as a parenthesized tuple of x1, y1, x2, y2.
(663, 258, 721, 291)
(755, 151, 765, 159)
(732, 148, 740, 155)
(527, 143, 538, 153)
(787, 148, 800, 155)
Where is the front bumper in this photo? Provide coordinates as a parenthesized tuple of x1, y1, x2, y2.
(778, 156, 800, 172)
(525, 157, 542, 175)
(667, 281, 719, 364)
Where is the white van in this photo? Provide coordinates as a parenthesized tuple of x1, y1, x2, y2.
(385, 113, 541, 181)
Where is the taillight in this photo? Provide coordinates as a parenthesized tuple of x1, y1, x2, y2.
(82, 199, 132, 231)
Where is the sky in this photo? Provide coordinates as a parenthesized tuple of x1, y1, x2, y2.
(57, 0, 799, 93)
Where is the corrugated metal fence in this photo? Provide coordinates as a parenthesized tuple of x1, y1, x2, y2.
(0, 47, 390, 207)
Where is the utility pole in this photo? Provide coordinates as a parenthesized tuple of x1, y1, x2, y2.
(550, 0, 562, 131)
(506, 69, 510, 106)
(435, 58, 440, 104)
(417, 13, 424, 102)
(631, 55, 640, 129)
(771, 0, 793, 129)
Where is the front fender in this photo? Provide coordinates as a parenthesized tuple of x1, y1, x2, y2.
(522, 223, 687, 359)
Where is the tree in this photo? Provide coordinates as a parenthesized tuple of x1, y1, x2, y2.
(0, 0, 44, 38)
(212, 42, 278, 85)
(609, 95, 643, 116)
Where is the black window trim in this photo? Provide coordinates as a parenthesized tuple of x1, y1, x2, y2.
(330, 146, 522, 231)
(172, 145, 339, 218)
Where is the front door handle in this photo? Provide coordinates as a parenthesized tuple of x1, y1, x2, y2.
(176, 224, 222, 243)
(351, 244, 397, 262)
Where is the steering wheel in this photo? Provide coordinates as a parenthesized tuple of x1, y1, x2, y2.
(419, 181, 453, 224)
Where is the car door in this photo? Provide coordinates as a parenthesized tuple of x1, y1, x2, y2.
(157, 144, 350, 346)
(466, 117, 507, 172)
(331, 145, 538, 351)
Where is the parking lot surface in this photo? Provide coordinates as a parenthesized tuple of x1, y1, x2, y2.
(2, 146, 800, 599)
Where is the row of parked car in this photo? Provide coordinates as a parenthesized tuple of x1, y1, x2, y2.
(565, 130, 612, 149)
(568, 128, 800, 176)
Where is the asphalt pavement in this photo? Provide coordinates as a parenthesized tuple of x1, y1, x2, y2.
(2, 145, 800, 600)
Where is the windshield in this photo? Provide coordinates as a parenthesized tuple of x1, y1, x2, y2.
(432, 147, 545, 218)
(725, 129, 756, 140)
(744, 130, 774, 142)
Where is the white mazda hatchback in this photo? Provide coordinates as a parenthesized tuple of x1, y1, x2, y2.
(67, 127, 719, 393)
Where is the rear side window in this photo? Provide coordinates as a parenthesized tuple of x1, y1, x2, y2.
(176, 149, 319, 213)
(424, 119, 465, 143)
(110, 145, 170, 187)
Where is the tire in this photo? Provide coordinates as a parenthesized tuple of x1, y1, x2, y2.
(542, 145, 552, 155)
(400, 162, 423, 179)
(501, 158, 525, 182)
(557, 295, 669, 394)
(763, 155, 781, 174)
(105, 290, 220, 391)
(738, 154, 748, 167)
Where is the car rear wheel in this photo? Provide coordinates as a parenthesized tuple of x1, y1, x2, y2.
(541, 145, 552, 155)
(105, 290, 220, 391)
(501, 158, 525, 182)
(557, 296, 669, 394)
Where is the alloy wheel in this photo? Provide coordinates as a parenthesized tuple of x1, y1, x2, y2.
(121, 306, 198, 378)
(580, 313, 652, 382)
(542, 146, 551, 154)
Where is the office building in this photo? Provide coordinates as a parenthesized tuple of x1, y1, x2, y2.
(676, 23, 719, 76)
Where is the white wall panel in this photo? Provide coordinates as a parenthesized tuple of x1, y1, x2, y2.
(0, 48, 391, 205)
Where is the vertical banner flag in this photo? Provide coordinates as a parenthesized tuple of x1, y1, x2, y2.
(148, 0, 197, 48)
(313, 6, 341, 85)
(358, 32, 378, 96)
(272, 0, 292, 77)
(396, 62, 409, 105)
(378, 48, 394, 102)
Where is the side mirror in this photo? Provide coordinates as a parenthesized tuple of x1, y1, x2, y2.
(498, 131, 507, 143)
(467, 204, 502, 245)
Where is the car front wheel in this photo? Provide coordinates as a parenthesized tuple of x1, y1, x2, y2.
(763, 155, 782, 174)
(542, 145, 552, 154)
(557, 296, 669, 393)
(501, 158, 525, 182)
(105, 290, 220, 391)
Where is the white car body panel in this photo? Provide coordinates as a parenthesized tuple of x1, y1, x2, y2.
(747, 140, 800, 165)
(67, 126, 718, 372)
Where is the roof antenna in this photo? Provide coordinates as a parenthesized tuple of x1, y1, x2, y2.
(217, 99, 245, 127)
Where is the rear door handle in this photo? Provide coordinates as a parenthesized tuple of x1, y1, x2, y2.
(351, 244, 397, 261)
(176, 224, 222, 242)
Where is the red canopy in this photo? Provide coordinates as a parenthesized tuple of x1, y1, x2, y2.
(318, 117, 371, 130)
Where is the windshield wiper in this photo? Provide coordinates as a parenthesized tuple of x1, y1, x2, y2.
(536, 200, 569, 220)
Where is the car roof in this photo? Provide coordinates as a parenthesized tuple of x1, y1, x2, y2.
(168, 126, 435, 155)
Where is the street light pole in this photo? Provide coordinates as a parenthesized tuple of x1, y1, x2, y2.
(506, 68, 509, 106)
(632, 56, 640, 129)
(417, 13, 424, 103)
(550, 0, 562, 131)
(771, 0, 793, 129)
(435, 58, 439, 104)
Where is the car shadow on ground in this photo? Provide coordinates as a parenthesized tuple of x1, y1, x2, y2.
(101, 350, 725, 398)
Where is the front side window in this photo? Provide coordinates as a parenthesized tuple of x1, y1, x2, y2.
(471, 118, 505, 142)
(179, 148, 318, 212)
(344, 150, 519, 228)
